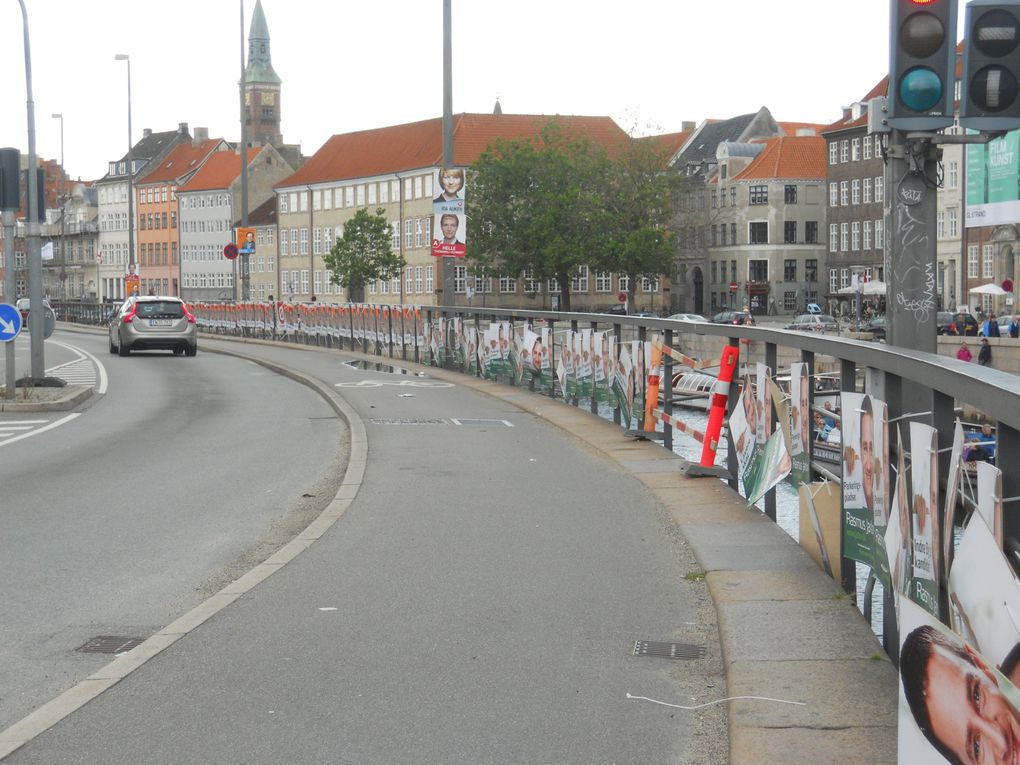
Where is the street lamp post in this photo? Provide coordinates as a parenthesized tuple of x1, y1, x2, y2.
(114, 54, 134, 299)
(52, 112, 65, 299)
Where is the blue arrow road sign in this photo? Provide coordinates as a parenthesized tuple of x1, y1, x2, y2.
(0, 303, 23, 342)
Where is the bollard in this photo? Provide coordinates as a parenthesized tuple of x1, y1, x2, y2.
(699, 345, 739, 467)
(643, 338, 662, 432)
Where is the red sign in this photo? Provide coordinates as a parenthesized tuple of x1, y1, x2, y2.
(1003, 278, 1014, 292)
(617, 292, 627, 304)
(729, 281, 739, 293)
(223, 243, 239, 260)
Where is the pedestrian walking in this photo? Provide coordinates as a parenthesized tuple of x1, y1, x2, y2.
(982, 313, 1001, 337)
(956, 342, 972, 362)
(1009, 315, 1020, 338)
(978, 338, 992, 366)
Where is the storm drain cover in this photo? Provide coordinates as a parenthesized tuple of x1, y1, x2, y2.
(370, 418, 449, 425)
(633, 641, 706, 660)
(450, 418, 514, 427)
(76, 636, 145, 655)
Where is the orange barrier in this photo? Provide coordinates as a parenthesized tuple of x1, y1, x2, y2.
(643, 340, 663, 431)
(699, 345, 739, 467)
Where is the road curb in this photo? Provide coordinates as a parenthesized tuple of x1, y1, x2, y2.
(0, 385, 93, 413)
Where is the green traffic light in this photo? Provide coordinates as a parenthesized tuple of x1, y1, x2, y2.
(899, 67, 943, 111)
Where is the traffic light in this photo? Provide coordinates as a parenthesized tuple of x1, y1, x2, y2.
(960, 0, 1020, 130)
(889, 0, 959, 130)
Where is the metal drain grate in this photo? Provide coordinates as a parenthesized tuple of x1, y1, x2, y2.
(76, 636, 145, 655)
(633, 641, 706, 660)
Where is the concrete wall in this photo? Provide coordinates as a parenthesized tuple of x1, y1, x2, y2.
(938, 335, 1020, 374)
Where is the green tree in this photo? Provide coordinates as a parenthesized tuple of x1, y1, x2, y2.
(595, 137, 686, 309)
(324, 207, 404, 303)
(468, 121, 613, 311)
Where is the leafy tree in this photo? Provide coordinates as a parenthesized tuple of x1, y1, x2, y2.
(468, 121, 613, 311)
(324, 207, 404, 303)
(594, 137, 686, 308)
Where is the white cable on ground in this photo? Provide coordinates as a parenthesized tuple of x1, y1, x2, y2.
(625, 693, 806, 710)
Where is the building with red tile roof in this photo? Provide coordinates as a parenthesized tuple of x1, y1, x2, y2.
(177, 145, 294, 302)
(134, 131, 230, 296)
(273, 112, 672, 311)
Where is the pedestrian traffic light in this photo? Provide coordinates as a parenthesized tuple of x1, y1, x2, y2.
(889, 0, 959, 130)
(960, 0, 1020, 130)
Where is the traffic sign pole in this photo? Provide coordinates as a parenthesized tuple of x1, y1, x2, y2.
(2, 209, 16, 399)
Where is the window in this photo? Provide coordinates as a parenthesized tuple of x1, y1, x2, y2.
(851, 221, 860, 251)
(595, 271, 612, 292)
(749, 222, 768, 244)
(313, 227, 322, 255)
(948, 161, 959, 189)
(784, 291, 797, 312)
(840, 181, 849, 206)
(874, 176, 884, 202)
(784, 221, 797, 243)
(784, 259, 797, 281)
(863, 136, 873, 161)
(805, 259, 818, 282)
(499, 275, 516, 294)
(863, 178, 872, 205)
(454, 265, 466, 294)
(415, 218, 423, 248)
(968, 244, 979, 277)
(300, 228, 309, 255)
(571, 265, 589, 292)
(937, 211, 946, 239)
(711, 225, 718, 247)
(863, 220, 872, 250)
(301, 269, 309, 294)
(356, 185, 365, 206)
(784, 185, 797, 204)
(425, 265, 434, 293)
(840, 268, 850, 289)
(391, 222, 399, 250)
(851, 179, 860, 205)
(641, 277, 659, 292)
(875, 220, 884, 250)
(405, 219, 413, 249)
(730, 187, 736, 207)
(749, 260, 768, 282)
(829, 224, 838, 253)
(749, 185, 768, 205)
(711, 261, 718, 284)
(874, 135, 883, 156)
(415, 265, 423, 294)
(840, 140, 849, 163)
(805, 221, 818, 243)
(720, 225, 727, 246)
(984, 244, 995, 277)
(829, 142, 838, 165)
(720, 260, 727, 282)
(524, 268, 539, 293)
(840, 222, 849, 251)
(948, 208, 958, 238)
(851, 138, 860, 161)
(280, 229, 289, 256)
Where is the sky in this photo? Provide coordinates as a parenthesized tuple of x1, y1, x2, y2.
(0, 0, 964, 182)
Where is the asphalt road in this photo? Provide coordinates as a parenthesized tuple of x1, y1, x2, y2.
(0, 331, 343, 734)
(3, 335, 720, 764)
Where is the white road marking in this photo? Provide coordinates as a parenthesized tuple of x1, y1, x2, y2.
(0, 413, 80, 448)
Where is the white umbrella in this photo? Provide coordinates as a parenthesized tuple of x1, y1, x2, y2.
(969, 283, 1007, 295)
(862, 280, 887, 295)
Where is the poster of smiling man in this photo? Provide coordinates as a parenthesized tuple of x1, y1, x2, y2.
(897, 596, 1020, 765)
(910, 422, 941, 618)
(613, 344, 634, 430)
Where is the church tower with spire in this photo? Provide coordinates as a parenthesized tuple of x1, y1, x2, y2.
(244, 0, 282, 147)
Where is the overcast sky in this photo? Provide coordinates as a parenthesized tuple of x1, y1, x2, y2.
(0, 1, 960, 182)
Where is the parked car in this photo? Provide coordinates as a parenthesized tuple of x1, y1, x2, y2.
(109, 296, 198, 357)
(936, 311, 955, 335)
(860, 315, 887, 341)
(784, 314, 839, 332)
(710, 310, 753, 325)
(15, 297, 50, 323)
(667, 313, 707, 323)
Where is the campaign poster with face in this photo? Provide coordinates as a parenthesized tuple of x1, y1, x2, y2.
(789, 362, 810, 487)
(578, 329, 593, 400)
(538, 328, 552, 390)
(898, 597, 1020, 765)
(729, 376, 757, 484)
(592, 331, 607, 402)
(755, 363, 770, 446)
(871, 398, 889, 530)
(614, 344, 634, 430)
(632, 341, 648, 425)
(910, 422, 940, 618)
(558, 331, 574, 400)
(949, 513, 1020, 670)
(886, 425, 913, 608)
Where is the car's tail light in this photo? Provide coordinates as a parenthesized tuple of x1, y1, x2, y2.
(122, 305, 138, 323)
(183, 307, 196, 324)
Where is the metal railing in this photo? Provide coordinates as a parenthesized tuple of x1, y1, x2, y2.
(54, 299, 1020, 659)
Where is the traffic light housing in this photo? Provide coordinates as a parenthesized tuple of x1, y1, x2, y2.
(960, 0, 1020, 130)
(889, 0, 959, 130)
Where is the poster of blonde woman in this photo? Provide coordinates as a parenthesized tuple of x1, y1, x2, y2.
(910, 422, 940, 618)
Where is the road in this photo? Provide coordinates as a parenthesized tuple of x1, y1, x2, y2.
(2, 332, 722, 764)
(0, 330, 343, 733)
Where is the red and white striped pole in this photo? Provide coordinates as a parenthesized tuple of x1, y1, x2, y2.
(698, 345, 739, 467)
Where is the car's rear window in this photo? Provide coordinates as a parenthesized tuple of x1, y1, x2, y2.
(135, 301, 184, 318)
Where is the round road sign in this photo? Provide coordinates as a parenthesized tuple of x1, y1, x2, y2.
(617, 292, 627, 304)
(729, 281, 739, 293)
(223, 243, 239, 260)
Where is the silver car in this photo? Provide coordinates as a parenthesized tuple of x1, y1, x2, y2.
(109, 296, 198, 356)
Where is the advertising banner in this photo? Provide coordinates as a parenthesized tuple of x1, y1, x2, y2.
(431, 167, 467, 258)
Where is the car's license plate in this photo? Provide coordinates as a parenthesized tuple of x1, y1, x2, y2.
(148, 319, 173, 326)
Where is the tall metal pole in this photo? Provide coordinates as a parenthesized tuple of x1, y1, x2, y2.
(3, 208, 16, 398)
(440, 0, 454, 308)
(115, 54, 135, 299)
(52, 113, 65, 300)
(19, 0, 44, 379)
(239, 0, 250, 301)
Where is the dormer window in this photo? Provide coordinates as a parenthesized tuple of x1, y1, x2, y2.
(720, 165, 727, 180)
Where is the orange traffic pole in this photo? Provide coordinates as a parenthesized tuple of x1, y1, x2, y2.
(699, 345, 739, 467)
(643, 339, 663, 432)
